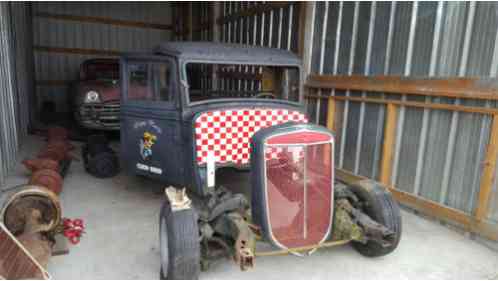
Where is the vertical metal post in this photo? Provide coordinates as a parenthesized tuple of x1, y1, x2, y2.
(315, 2, 330, 124)
(287, 5, 293, 51)
(354, 2, 376, 174)
(301, 2, 316, 107)
(277, 7, 283, 49)
(339, 1, 359, 168)
(391, 2, 418, 185)
(440, 2, 476, 203)
(413, 1, 444, 196)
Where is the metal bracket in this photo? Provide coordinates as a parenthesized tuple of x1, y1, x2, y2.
(164, 186, 191, 211)
(212, 212, 255, 271)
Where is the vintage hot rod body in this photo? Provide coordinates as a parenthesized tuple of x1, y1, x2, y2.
(119, 42, 401, 280)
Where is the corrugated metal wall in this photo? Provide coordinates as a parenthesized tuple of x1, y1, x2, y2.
(32, 2, 173, 113)
(218, 2, 301, 52)
(306, 1, 498, 223)
(0, 3, 33, 186)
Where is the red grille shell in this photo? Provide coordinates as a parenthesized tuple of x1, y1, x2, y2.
(264, 132, 333, 249)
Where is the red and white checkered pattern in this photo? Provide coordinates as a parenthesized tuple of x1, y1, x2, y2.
(195, 108, 308, 165)
(265, 146, 305, 162)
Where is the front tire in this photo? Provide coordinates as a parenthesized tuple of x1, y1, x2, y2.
(348, 181, 402, 257)
(159, 201, 200, 280)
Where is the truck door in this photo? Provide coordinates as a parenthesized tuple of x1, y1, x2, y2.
(120, 56, 184, 185)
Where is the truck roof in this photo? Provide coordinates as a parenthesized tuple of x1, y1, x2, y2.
(153, 41, 301, 66)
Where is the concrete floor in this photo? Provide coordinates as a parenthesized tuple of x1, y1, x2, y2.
(3, 135, 498, 279)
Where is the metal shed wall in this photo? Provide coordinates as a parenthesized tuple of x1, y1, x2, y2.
(0, 3, 33, 186)
(32, 2, 173, 113)
(305, 1, 498, 225)
(218, 2, 301, 53)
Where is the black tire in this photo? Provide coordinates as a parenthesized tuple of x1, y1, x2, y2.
(348, 181, 402, 257)
(159, 201, 200, 280)
(87, 152, 119, 178)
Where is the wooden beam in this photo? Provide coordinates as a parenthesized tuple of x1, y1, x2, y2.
(379, 103, 397, 186)
(305, 94, 498, 115)
(35, 12, 172, 30)
(475, 114, 498, 221)
(217, 2, 291, 25)
(326, 97, 336, 131)
(306, 75, 498, 101)
(34, 46, 121, 57)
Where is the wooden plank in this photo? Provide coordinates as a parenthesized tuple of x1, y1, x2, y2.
(326, 97, 336, 131)
(34, 46, 121, 57)
(217, 2, 291, 25)
(306, 74, 498, 101)
(305, 94, 498, 115)
(379, 103, 397, 186)
(475, 114, 498, 221)
(35, 12, 172, 30)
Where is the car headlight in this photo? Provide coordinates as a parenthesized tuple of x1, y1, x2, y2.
(84, 91, 100, 103)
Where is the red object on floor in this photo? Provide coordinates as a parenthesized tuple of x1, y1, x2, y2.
(62, 218, 85, 245)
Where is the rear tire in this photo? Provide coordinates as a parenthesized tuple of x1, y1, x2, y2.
(348, 181, 402, 257)
(159, 201, 200, 280)
(87, 152, 119, 178)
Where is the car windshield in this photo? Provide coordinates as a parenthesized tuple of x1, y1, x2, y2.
(85, 62, 119, 81)
(185, 62, 300, 104)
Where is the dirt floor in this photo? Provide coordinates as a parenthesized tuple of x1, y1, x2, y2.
(3, 135, 498, 279)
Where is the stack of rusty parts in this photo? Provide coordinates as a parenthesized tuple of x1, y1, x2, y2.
(22, 127, 75, 194)
(0, 186, 61, 279)
(0, 127, 75, 279)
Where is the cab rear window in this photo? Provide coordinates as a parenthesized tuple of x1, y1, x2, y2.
(186, 63, 300, 104)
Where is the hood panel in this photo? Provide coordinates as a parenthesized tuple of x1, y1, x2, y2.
(194, 108, 308, 167)
(78, 80, 120, 102)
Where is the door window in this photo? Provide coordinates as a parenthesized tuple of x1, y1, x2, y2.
(127, 61, 174, 103)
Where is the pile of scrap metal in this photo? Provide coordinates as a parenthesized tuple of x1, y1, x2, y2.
(22, 127, 74, 194)
(0, 127, 79, 279)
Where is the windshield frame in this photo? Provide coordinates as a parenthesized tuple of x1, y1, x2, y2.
(180, 59, 303, 107)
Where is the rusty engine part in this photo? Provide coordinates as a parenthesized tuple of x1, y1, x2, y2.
(28, 169, 63, 195)
(0, 185, 62, 279)
(1, 185, 62, 236)
(82, 134, 119, 178)
(47, 126, 69, 142)
(0, 127, 76, 279)
(0, 223, 51, 279)
(22, 158, 59, 173)
(23, 127, 74, 194)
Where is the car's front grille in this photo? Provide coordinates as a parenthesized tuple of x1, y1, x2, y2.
(79, 101, 120, 129)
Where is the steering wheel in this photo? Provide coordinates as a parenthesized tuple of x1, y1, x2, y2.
(253, 92, 277, 99)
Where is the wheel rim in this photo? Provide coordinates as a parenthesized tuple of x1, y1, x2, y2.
(159, 212, 169, 276)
